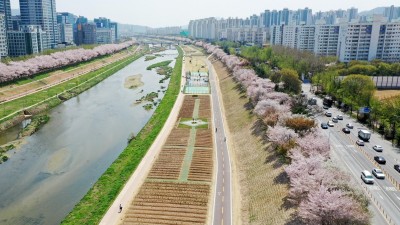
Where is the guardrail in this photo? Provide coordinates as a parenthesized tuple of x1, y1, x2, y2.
(360, 181, 395, 225)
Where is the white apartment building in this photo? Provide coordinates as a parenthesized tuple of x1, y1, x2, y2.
(271, 16, 400, 62)
(312, 25, 341, 56)
(0, 14, 8, 58)
(376, 23, 400, 61)
(338, 16, 400, 62)
(189, 17, 268, 45)
(58, 23, 73, 44)
(188, 18, 218, 40)
(297, 26, 315, 51)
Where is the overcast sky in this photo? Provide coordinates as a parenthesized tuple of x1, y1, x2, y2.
(9, 0, 400, 27)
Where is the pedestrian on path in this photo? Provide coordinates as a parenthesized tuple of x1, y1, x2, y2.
(119, 204, 123, 213)
(215, 127, 217, 132)
(224, 137, 226, 142)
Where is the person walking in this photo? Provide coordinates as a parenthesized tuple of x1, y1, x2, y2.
(119, 204, 123, 213)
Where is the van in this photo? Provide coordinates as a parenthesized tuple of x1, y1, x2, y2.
(361, 170, 374, 184)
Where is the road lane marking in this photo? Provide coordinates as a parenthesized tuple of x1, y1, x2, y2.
(222, 207, 224, 215)
(222, 196, 224, 202)
(378, 194, 384, 199)
(223, 178, 224, 184)
(223, 186, 225, 192)
(386, 187, 398, 192)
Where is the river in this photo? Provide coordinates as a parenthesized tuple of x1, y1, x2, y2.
(0, 48, 178, 225)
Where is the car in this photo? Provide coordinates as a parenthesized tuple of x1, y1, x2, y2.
(342, 127, 350, 134)
(325, 111, 332, 117)
(332, 117, 338, 123)
(337, 115, 343, 120)
(323, 105, 329, 109)
(361, 170, 374, 184)
(374, 156, 386, 164)
(372, 168, 385, 179)
(373, 145, 383, 152)
(321, 123, 328, 129)
(395, 165, 400, 173)
(346, 123, 354, 129)
(327, 121, 335, 127)
(356, 140, 365, 146)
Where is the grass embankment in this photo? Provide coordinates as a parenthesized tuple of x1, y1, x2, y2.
(0, 50, 144, 127)
(213, 60, 294, 225)
(146, 60, 172, 70)
(145, 55, 157, 61)
(61, 46, 183, 225)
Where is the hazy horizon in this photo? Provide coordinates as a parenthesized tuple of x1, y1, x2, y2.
(9, 0, 400, 27)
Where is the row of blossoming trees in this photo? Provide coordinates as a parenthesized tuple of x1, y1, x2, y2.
(0, 41, 136, 84)
(195, 41, 370, 224)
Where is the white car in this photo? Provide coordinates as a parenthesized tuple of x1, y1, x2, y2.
(361, 170, 374, 184)
(372, 168, 385, 179)
(356, 140, 365, 146)
(346, 123, 354, 129)
(373, 145, 383, 152)
(327, 121, 335, 127)
(337, 115, 343, 120)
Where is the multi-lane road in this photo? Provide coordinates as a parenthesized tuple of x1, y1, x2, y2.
(303, 83, 400, 225)
(207, 57, 233, 225)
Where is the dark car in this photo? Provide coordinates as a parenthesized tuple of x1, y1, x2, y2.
(374, 156, 386, 164)
(321, 123, 328, 129)
(342, 128, 350, 134)
(395, 165, 400, 173)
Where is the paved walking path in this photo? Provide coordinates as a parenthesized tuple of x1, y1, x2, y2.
(207, 56, 233, 225)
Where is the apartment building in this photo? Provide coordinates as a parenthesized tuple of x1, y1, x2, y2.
(270, 16, 400, 62)
(0, 13, 8, 58)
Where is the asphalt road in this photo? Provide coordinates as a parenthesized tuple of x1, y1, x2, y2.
(207, 58, 232, 225)
(303, 83, 400, 225)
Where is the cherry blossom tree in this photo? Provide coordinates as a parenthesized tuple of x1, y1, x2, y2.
(266, 125, 298, 147)
(0, 41, 136, 83)
(298, 186, 369, 225)
(296, 131, 330, 158)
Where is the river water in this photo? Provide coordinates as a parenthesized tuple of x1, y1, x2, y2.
(0, 49, 178, 225)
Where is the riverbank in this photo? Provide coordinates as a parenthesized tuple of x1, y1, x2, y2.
(61, 46, 183, 225)
(0, 49, 145, 156)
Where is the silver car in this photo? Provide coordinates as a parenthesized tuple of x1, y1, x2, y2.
(372, 168, 385, 179)
(346, 123, 354, 129)
(361, 170, 374, 184)
(356, 140, 364, 146)
(337, 115, 343, 120)
(373, 145, 383, 152)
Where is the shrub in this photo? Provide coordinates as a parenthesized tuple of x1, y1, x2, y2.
(285, 117, 316, 135)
